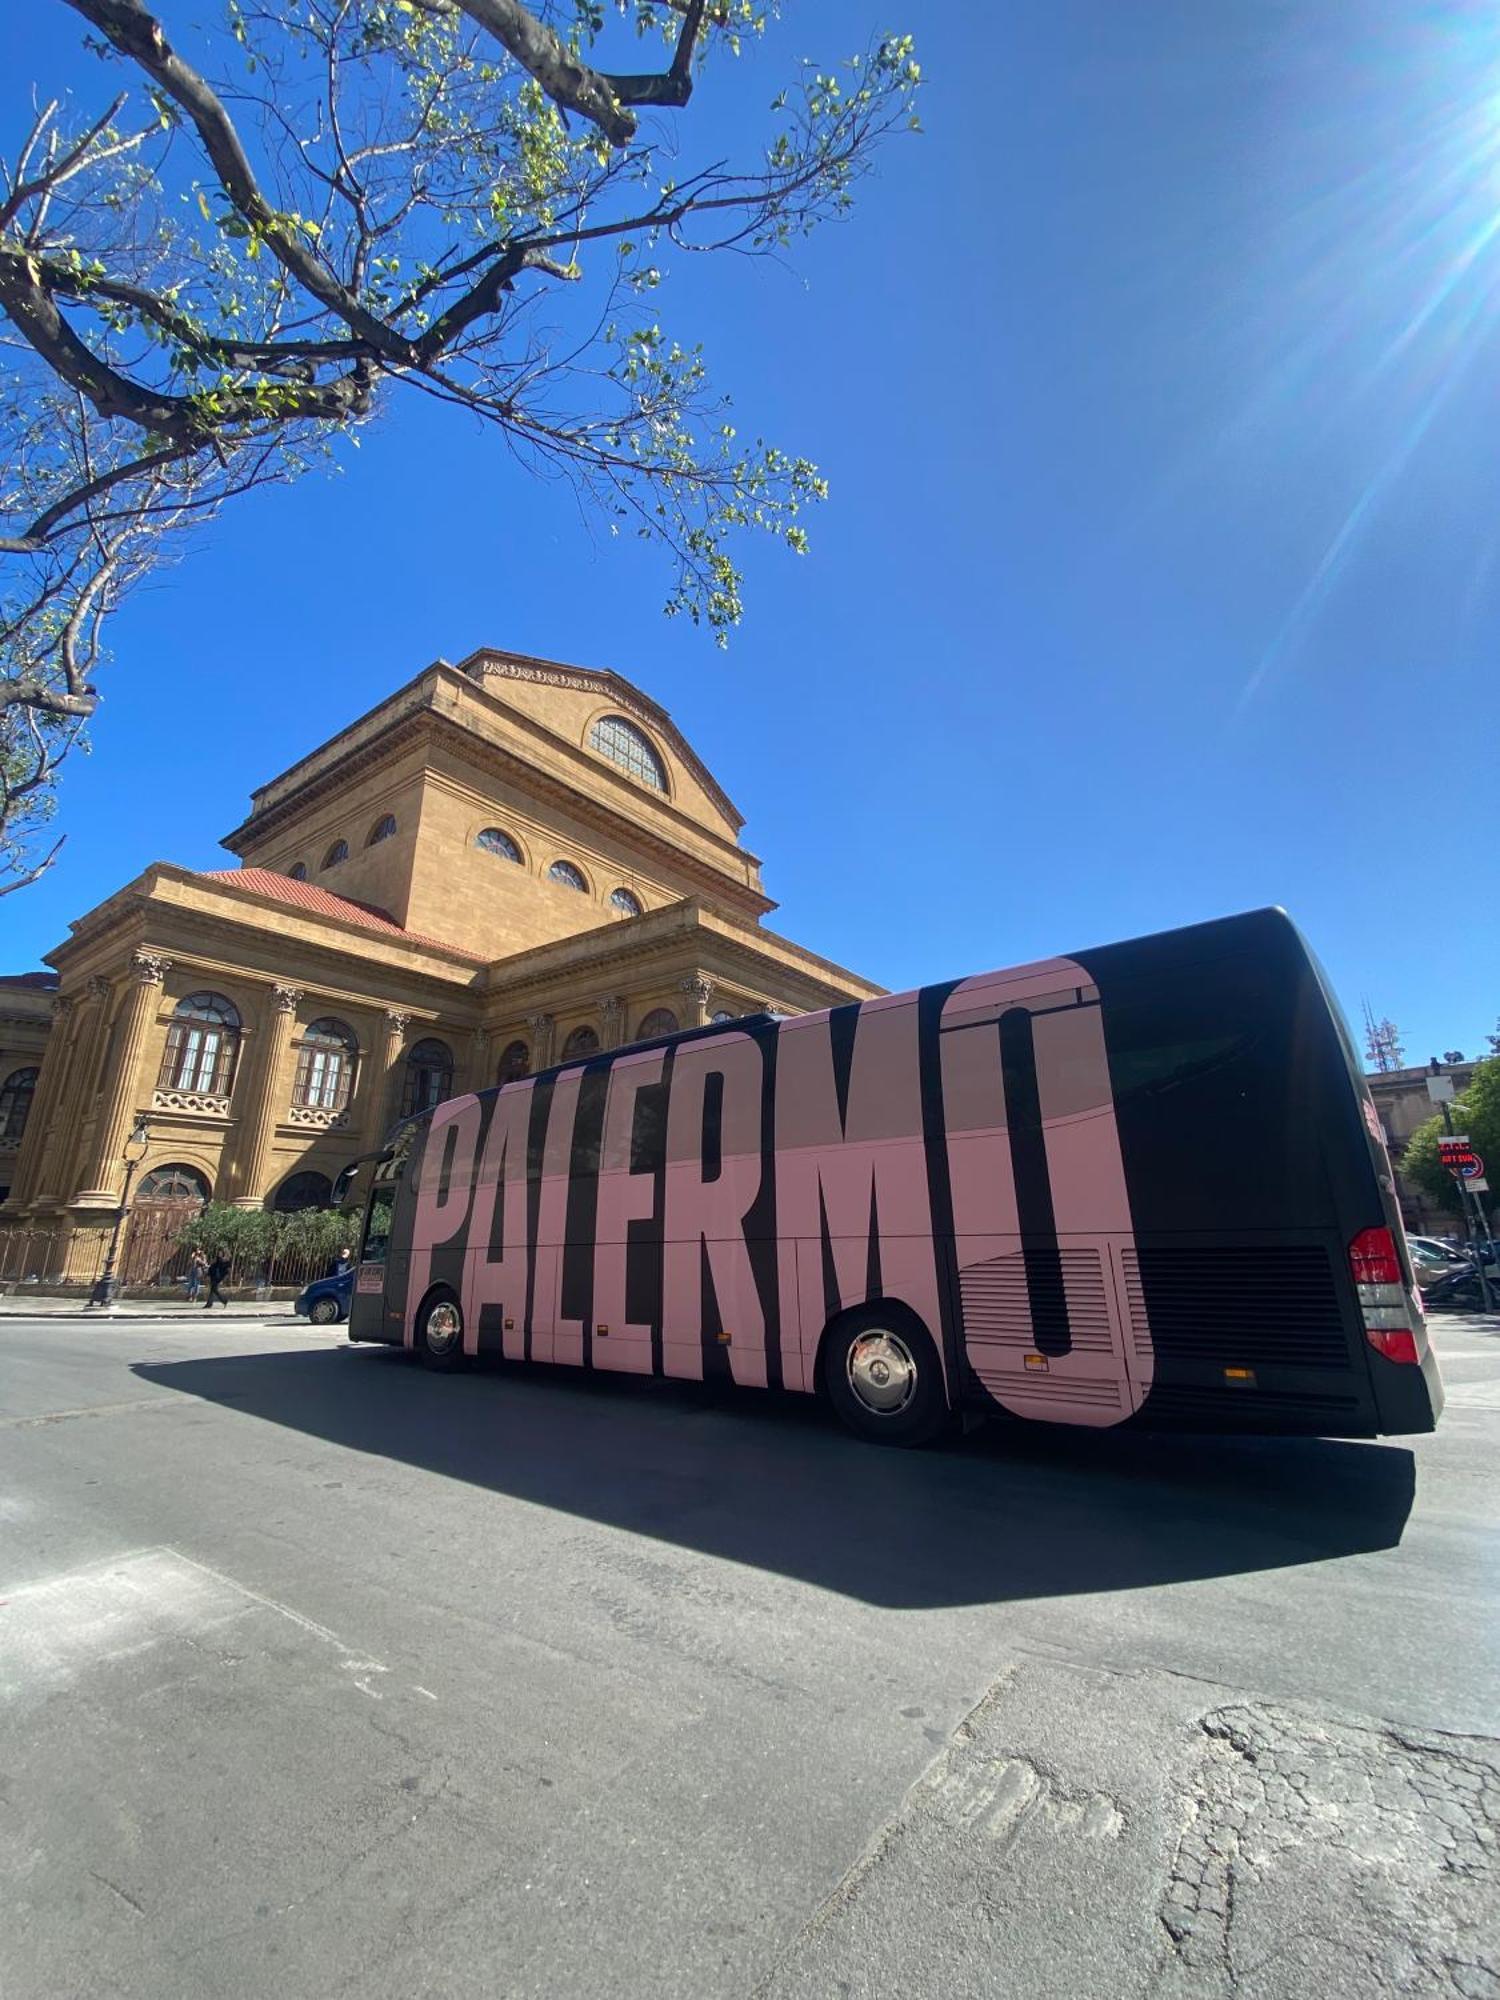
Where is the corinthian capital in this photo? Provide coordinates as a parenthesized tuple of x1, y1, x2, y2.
(130, 949, 172, 987)
(273, 984, 303, 1015)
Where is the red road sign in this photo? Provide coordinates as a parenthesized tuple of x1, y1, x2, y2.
(1458, 1152, 1485, 1181)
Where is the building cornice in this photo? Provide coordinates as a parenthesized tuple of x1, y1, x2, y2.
(224, 654, 749, 850)
(476, 897, 882, 1011)
(44, 865, 485, 998)
(221, 690, 775, 918)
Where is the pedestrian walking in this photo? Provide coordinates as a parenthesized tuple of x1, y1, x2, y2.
(185, 1250, 207, 1303)
(203, 1253, 231, 1309)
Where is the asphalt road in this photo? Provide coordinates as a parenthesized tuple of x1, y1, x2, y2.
(1, 1310, 1496, 1999)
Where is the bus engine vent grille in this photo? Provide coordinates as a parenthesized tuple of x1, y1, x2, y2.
(959, 1247, 1116, 1353)
(1133, 1245, 1351, 1370)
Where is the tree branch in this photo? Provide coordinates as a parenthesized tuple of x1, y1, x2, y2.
(60, 0, 420, 364)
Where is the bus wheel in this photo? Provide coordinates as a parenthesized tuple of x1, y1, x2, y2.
(822, 1308, 949, 1447)
(417, 1289, 466, 1371)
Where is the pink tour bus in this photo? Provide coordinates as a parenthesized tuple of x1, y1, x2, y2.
(346, 908, 1442, 1445)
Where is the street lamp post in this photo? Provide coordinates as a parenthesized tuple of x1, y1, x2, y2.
(88, 1115, 151, 1311)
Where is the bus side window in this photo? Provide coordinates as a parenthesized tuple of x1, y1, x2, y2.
(363, 1189, 395, 1264)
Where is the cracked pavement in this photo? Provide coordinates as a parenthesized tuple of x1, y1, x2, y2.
(1, 1311, 1496, 1997)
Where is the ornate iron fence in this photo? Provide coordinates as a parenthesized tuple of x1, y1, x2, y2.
(0, 1209, 347, 1296)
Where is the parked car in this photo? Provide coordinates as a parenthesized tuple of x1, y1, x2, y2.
(1408, 1235, 1472, 1286)
(294, 1269, 353, 1325)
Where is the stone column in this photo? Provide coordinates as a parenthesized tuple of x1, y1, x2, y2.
(598, 996, 625, 1050)
(41, 976, 111, 1209)
(363, 1010, 410, 1151)
(458, 1027, 489, 1096)
(6, 993, 73, 1210)
(71, 951, 172, 1207)
(678, 975, 715, 1030)
(527, 1012, 556, 1069)
(228, 984, 302, 1207)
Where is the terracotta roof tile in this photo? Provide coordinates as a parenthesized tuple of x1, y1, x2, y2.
(0, 970, 59, 988)
(199, 869, 480, 959)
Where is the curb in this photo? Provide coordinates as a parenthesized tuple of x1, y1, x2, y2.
(0, 1309, 314, 1326)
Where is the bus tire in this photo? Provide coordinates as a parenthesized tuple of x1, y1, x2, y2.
(416, 1287, 466, 1371)
(821, 1306, 950, 1448)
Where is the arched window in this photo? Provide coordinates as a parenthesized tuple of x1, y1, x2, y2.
(136, 1163, 210, 1205)
(549, 859, 588, 893)
(588, 714, 667, 792)
(292, 1018, 358, 1112)
(636, 1008, 679, 1040)
(322, 839, 349, 870)
(560, 1024, 600, 1060)
(367, 814, 397, 847)
(477, 827, 522, 863)
(609, 887, 643, 918)
(401, 1037, 454, 1118)
(0, 1066, 38, 1142)
(273, 1169, 332, 1213)
(710, 1009, 737, 1025)
(157, 993, 241, 1096)
(288, 862, 308, 881)
(497, 1039, 530, 1083)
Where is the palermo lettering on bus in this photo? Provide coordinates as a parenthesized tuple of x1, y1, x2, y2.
(939, 962, 1152, 1426)
(408, 1091, 483, 1324)
(773, 997, 944, 1394)
(468, 1075, 536, 1359)
(662, 1028, 770, 1387)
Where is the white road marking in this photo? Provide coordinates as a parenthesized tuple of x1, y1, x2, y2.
(0, 1549, 248, 1704)
(0, 1547, 395, 1708)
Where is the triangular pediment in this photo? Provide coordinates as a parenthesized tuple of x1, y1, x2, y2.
(455, 646, 743, 833)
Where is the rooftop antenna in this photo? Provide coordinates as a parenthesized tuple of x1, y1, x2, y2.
(1362, 998, 1404, 1074)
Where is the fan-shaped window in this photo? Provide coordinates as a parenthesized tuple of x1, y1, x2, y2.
(497, 1039, 530, 1083)
(636, 1008, 679, 1040)
(292, 1017, 358, 1112)
(609, 887, 643, 918)
(561, 1025, 600, 1060)
(136, 1163, 210, 1205)
(549, 859, 588, 893)
(588, 714, 667, 792)
(273, 1169, 333, 1213)
(367, 814, 397, 847)
(401, 1037, 454, 1118)
(288, 862, 308, 881)
(157, 992, 241, 1096)
(0, 1066, 38, 1142)
(321, 839, 348, 870)
(477, 826, 522, 863)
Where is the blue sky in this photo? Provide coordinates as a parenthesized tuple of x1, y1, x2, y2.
(4, 1, 1497, 1067)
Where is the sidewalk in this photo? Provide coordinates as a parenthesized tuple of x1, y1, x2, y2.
(0, 1295, 305, 1323)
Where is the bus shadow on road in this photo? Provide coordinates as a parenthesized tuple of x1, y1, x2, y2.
(132, 1346, 1417, 1609)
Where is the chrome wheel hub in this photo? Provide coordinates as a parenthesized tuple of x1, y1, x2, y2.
(426, 1301, 461, 1354)
(847, 1329, 917, 1415)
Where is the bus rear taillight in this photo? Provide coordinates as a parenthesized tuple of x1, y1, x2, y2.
(1349, 1226, 1401, 1285)
(1348, 1226, 1420, 1365)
